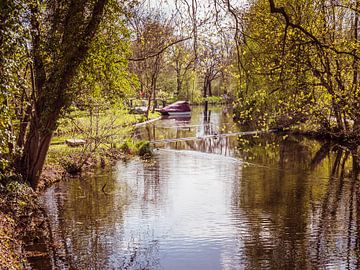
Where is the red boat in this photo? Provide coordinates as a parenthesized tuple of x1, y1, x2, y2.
(158, 101, 191, 116)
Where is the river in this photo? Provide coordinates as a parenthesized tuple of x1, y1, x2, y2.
(38, 105, 359, 269)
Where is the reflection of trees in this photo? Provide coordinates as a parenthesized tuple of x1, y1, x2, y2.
(139, 157, 165, 208)
(233, 138, 360, 269)
(137, 105, 237, 154)
(43, 172, 129, 269)
(234, 138, 312, 269)
(309, 144, 360, 269)
(172, 137, 235, 156)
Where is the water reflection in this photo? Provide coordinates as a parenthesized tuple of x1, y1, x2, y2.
(42, 171, 130, 269)
(309, 145, 360, 269)
(39, 106, 360, 269)
(234, 137, 360, 269)
(138, 106, 239, 156)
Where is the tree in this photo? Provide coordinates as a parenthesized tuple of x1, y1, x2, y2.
(266, 0, 360, 135)
(0, 0, 135, 188)
(173, 0, 360, 136)
(72, 4, 136, 105)
(169, 43, 195, 98)
(0, 1, 29, 179)
(198, 40, 230, 98)
(128, 10, 176, 117)
(219, 0, 360, 136)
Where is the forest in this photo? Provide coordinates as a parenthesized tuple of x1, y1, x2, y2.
(0, 0, 359, 269)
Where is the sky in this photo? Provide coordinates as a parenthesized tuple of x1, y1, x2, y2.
(142, 0, 250, 40)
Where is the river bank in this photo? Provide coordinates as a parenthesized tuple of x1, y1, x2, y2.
(0, 111, 158, 269)
(0, 182, 50, 269)
(0, 141, 154, 269)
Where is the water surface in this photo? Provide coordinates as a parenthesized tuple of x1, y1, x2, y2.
(41, 106, 360, 269)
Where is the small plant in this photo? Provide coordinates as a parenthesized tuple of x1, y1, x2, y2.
(119, 139, 134, 154)
(136, 141, 153, 158)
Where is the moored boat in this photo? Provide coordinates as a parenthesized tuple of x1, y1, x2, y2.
(158, 101, 191, 116)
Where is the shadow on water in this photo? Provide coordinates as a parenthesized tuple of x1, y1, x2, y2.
(34, 105, 360, 270)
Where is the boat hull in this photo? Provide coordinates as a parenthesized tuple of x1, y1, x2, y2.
(158, 101, 191, 116)
(160, 111, 191, 116)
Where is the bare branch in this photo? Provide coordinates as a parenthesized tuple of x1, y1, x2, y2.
(124, 36, 192, 62)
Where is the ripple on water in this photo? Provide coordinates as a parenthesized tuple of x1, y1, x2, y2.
(38, 106, 360, 270)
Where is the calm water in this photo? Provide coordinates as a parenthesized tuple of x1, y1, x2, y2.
(40, 106, 360, 270)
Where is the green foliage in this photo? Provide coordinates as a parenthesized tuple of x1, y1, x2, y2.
(192, 96, 224, 105)
(0, 1, 29, 174)
(137, 141, 153, 158)
(0, 0, 143, 186)
(233, 0, 360, 135)
(119, 139, 133, 154)
(119, 138, 148, 155)
(50, 105, 139, 160)
(71, 4, 137, 106)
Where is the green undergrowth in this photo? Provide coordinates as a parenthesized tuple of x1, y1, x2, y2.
(191, 96, 224, 105)
(53, 107, 159, 141)
(119, 139, 153, 157)
(45, 108, 157, 179)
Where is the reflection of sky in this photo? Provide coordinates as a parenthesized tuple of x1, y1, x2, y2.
(116, 149, 245, 269)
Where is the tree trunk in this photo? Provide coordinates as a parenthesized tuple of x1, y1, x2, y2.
(176, 58, 182, 95)
(332, 99, 345, 132)
(152, 76, 157, 112)
(16, 0, 108, 189)
(146, 88, 153, 120)
(18, 116, 55, 188)
(146, 56, 160, 118)
(203, 74, 208, 98)
(176, 74, 182, 96)
(208, 80, 212, 96)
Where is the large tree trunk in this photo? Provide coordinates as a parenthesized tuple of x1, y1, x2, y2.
(20, 123, 53, 188)
(17, 0, 108, 189)
(17, 95, 62, 187)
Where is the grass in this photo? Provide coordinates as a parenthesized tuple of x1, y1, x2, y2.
(46, 107, 159, 167)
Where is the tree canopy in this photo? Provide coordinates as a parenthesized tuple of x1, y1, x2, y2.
(1, 0, 359, 188)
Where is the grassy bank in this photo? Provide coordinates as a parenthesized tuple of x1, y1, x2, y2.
(39, 107, 158, 188)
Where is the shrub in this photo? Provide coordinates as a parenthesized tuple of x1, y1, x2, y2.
(137, 141, 153, 158)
